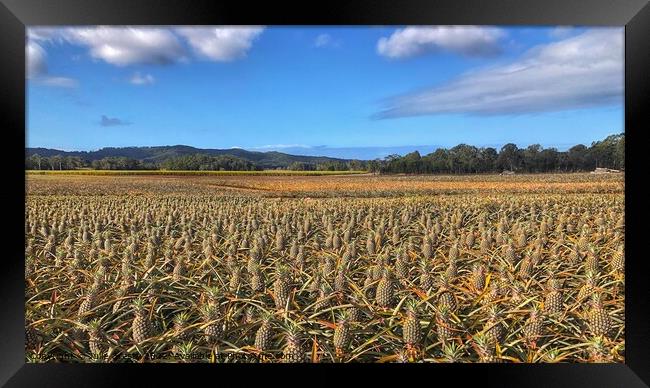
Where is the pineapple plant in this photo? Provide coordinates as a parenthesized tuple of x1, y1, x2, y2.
(78, 283, 100, 321)
(86, 319, 107, 358)
(375, 268, 394, 308)
(254, 313, 274, 353)
(366, 234, 376, 255)
(577, 272, 598, 303)
(275, 230, 285, 251)
(473, 332, 498, 363)
(522, 306, 545, 347)
(587, 294, 612, 338)
(436, 305, 455, 344)
(437, 275, 457, 312)
(229, 266, 242, 294)
(25, 313, 41, 352)
(587, 336, 611, 363)
(422, 238, 433, 260)
(131, 298, 151, 345)
(281, 327, 305, 363)
(312, 284, 332, 313)
(611, 245, 624, 274)
(518, 254, 533, 279)
(585, 248, 600, 274)
(544, 276, 563, 315)
(395, 252, 409, 281)
(176, 342, 198, 363)
(441, 341, 465, 363)
(201, 304, 222, 344)
(484, 306, 505, 346)
(172, 257, 185, 282)
(402, 300, 422, 360)
(348, 304, 363, 323)
(333, 311, 351, 358)
(445, 258, 458, 280)
(172, 311, 192, 342)
(472, 263, 486, 293)
(334, 269, 347, 293)
(272, 266, 292, 310)
(418, 259, 434, 292)
(250, 269, 265, 293)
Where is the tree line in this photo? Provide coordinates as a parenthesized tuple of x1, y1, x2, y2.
(25, 155, 157, 170)
(286, 160, 367, 171)
(25, 153, 366, 172)
(26, 133, 623, 174)
(370, 133, 624, 174)
(160, 154, 259, 171)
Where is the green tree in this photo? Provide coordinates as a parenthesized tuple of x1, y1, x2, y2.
(497, 143, 521, 172)
(615, 134, 625, 169)
(367, 160, 381, 174)
(449, 144, 479, 173)
(31, 154, 42, 170)
(522, 144, 542, 172)
(478, 147, 498, 173)
(428, 148, 450, 173)
(50, 155, 63, 170)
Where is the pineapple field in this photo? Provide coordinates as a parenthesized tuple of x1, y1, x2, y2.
(25, 172, 625, 363)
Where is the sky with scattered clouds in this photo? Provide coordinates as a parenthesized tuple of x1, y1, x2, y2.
(27, 26, 624, 157)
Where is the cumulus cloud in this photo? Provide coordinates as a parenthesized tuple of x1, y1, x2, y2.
(26, 40, 78, 87)
(26, 40, 47, 78)
(175, 27, 264, 61)
(100, 115, 131, 127)
(27, 26, 266, 72)
(28, 27, 63, 42)
(130, 72, 155, 85)
(377, 26, 506, 59)
(375, 29, 623, 118)
(60, 27, 187, 66)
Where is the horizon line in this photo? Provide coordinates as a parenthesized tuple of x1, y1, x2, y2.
(25, 139, 618, 154)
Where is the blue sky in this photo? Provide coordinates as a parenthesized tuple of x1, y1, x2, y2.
(26, 26, 623, 159)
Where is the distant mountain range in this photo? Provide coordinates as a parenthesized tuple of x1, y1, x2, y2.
(249, 145, 442, 160)
(25, 145, 356, 169)
(26, 144, 444, 165)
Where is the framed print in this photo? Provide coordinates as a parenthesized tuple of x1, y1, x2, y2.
(1, 0, 649, 386)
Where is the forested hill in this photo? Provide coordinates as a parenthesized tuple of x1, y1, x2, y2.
(25, 145, 351, 169)
(26, 133, 624, 173)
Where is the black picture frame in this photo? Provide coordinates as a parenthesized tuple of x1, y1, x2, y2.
(1, 0, 648, 386)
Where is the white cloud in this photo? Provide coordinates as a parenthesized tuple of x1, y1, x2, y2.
(549, 26, 574, 39)
(313, 33, 340, 48)
(376, 29, 623, 118)
(27, 26, 265, 71)
(314, 33, 331, 47)
(27, 27, 62, 42)
(252, 144, 312, 149)
(130, 72, 155, 85)
(26, 40, 77, 87)
(175, 27, 264, 62)
(314, 33, 332, 47)
(377, 26, 506, 59)
(38, 76, 78, 88)
(26, 41, 47, 78)
(60, 27, 187, 66)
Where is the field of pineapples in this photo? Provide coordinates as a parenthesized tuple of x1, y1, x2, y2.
(25, 173, 624, 363)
